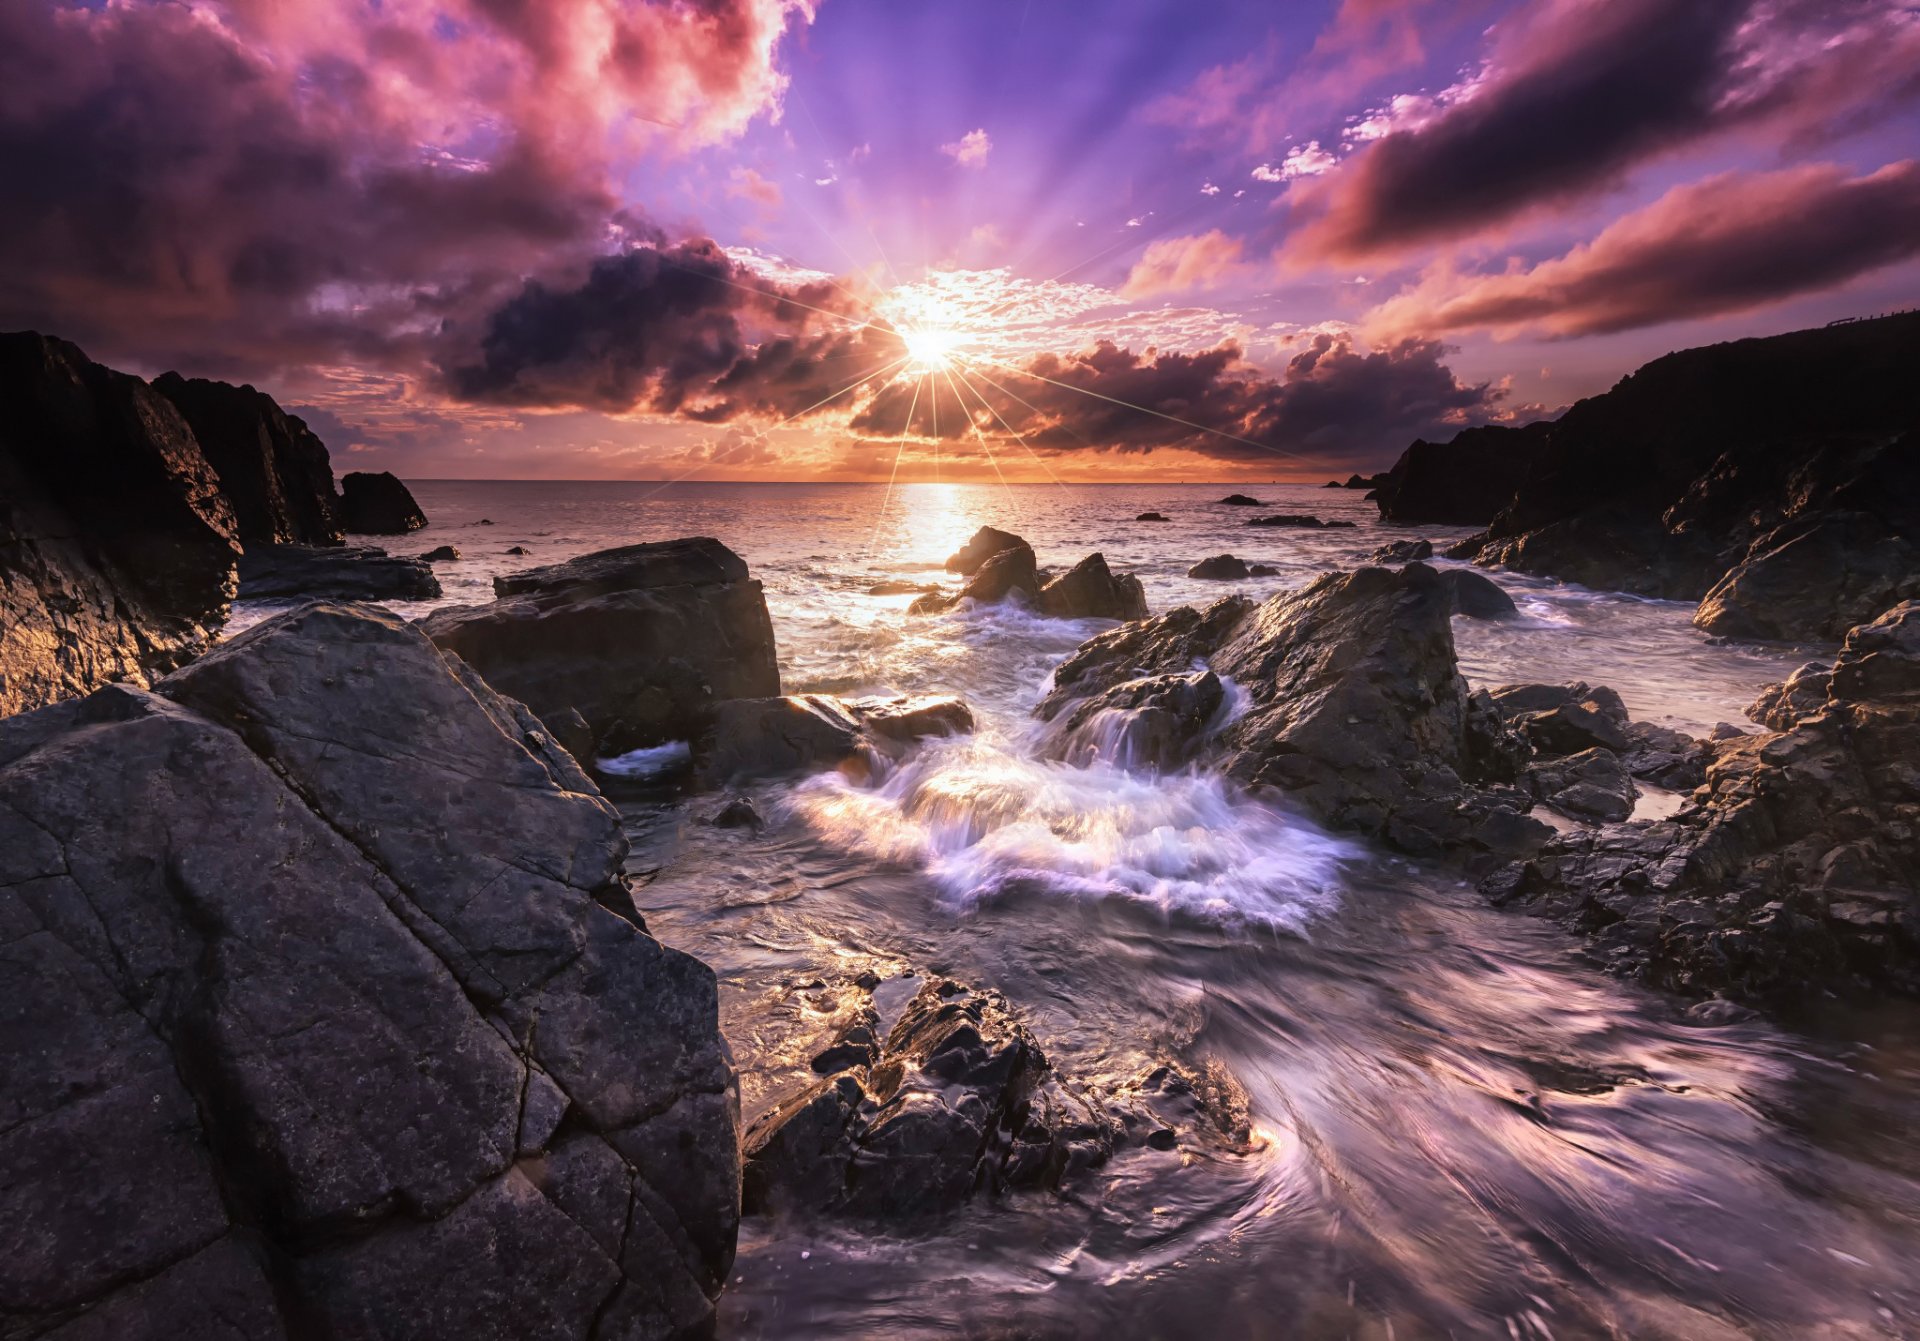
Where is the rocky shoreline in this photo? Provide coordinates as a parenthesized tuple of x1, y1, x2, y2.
(3, 315, 1917, 1333)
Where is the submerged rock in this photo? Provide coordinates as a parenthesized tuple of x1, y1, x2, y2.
(0, 331, 241, 717)
(236, 544, 442, 600)
(421, 537, 780, 757)
(153, 371, 345, 547)
(1244, 514, 1356, 529)
(743, 979, 1118, 1222)
(1188, 554, 1249, 580)
(419, 544, 460, 562)
(1484, 601, 1920, 1004)
(1136, 511, 1170, 521)
(1218, 494, 1262, 506)
(338, 470, 428, 534)
(0, 601, 737, 1339)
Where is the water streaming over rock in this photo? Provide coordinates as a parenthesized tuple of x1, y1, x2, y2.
(237, 480, 1920, 1339)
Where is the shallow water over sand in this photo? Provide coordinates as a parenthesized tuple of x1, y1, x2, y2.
(241, 481, 1920, 1338)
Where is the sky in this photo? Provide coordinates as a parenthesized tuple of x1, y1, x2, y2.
(2, 0, 1917, 483)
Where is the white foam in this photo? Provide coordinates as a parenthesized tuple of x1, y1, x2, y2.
(598, 740, 693, 778)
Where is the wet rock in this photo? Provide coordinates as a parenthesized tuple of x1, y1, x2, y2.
(702, 693, 973, 783)
(1218, 494, 1262, 506)
(1188, 554, 1250, 580)
(1528, 748, 1637, 822)
(1207, 564, 1542, 857)
(853, 694, 975, 743)
(0, 601, 738, 1338)
(1491, 683, 1633, 756)
(867, 579, 940, 595)
(1248, 564, 1279, 576)
(1372, 539, 1433, 563)
(421, 537, 780, 757)
(505, 544, 529, 555)
(1136, 511, 1170, 521)
(944, 526, 1032, 575)
(1439, 568, 1519, 619)
(1244, 514, 1356, 528)
(1038, 595, 1254, 718)
(1748, 661, 1834, 731)
(338, 470, 428, 534)
(1484, 601, 1920, 1005)
(419, 544, 460, 562)
(0, 332, 241, 717)
(709, 797, 764, 829)
(1038, 552, 1149, 620)
(153, 371, 344, 547)
(1040, 670, 1226, 770)
(236, 544, 442, 600)
(1620, 719, 1711, 789)
(743, 980, 1116, 1222)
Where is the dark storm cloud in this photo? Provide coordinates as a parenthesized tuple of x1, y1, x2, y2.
(0, 1, 806, 380)
(1369, 161, 1920, 339)
(445, 243, 906, 418)
(846, 333, 1509, 466)
(1295, 0, 1920, 263)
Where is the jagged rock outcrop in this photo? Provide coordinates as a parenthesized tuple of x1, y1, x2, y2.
(742, 979, 1118, 1222)
(237, 544, 441, 600)
(1040, 568, 1541, 860)
(701, 693, 973, 782)
(912, 534, 1147, 621)
(1372, 539, 1432, 563)
(338, 470, 429, 534)
(0, 601, 738, 1339)
(1383, 315, 1920, 639)
(1039, 670, 1227, 771)
(152, 373, 344, 547)
(1482, 602, 1920, 1004)
(0, 332, 241, 717)
(421, 537, 780, 757)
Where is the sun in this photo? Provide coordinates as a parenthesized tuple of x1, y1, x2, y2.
(901, 323, 962, 371)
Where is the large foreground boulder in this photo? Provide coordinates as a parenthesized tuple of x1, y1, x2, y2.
(0, 332, 241, 718)
(422, 537, 780, 758)
(153, 373, 345, 547)
(1484, 602, 1920, 1004)
(338, 470, 429, 534)
(0, 602, 738, 1338)
(237, 544, 441, 601)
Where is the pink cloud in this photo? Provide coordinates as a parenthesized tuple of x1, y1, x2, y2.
(941, 128, 992, 168)
(1364, 160, 1920, 339)
(1121, 231, 1249, 299)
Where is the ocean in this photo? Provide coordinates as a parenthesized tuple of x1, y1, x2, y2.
(235, 480, 1920, 1339)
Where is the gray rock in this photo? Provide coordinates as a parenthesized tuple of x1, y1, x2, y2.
(1748, 661, 1834, 731)
(702, 693, 973, 783)
(421, 537, 780, 757)
(1528, 747, 1637, 822)
(236, 544, 441, 600)
(0, 601, 737, 1337)
(1695, 510, 1920, 642)
(1039, 670, 1225, 771)
(1439, 568, 1519, 619)
(1037, 552, 1149, 620)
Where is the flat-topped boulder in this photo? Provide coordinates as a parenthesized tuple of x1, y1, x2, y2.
(0, 331, 241, 717)
(421, 537, 780, 758)
(0, 601, 737, 1339)
(700, 693, 973, 783)
(153, 372, 344, 547)
(237, 544, 441, 601)
(339, 470, 428, 534)
(1188, 554, 1249, 580)
(1218, 493, 1262, 506)
(1243, 514, 1355, 529)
